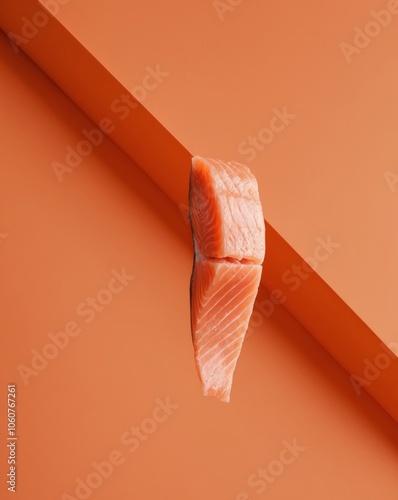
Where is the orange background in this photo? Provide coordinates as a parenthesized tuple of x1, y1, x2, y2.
(2, 0, 397, 417)
(1, 1, 398, 498)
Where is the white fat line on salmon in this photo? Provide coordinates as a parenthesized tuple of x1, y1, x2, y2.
(235, 438, 306, 499)
(384, 170, 398, 193)
(190, 207, 263, 265)
(61, 397, 179, 500)
(178, 203, 210, 226)
(16, 268, 135, 386)
(349, 336, 398, 396)
(199, 256, 256, 265)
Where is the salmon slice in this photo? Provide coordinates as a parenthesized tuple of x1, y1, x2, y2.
(189, 156, 265, 402)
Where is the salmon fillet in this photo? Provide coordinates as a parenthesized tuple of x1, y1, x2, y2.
(189, 156, 265, 402)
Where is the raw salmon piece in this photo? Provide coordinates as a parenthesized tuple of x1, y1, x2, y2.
(189, 156, 265, 402)
(189, 157, 265, 264)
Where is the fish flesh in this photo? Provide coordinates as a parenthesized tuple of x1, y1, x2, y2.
(189, 156, 265, 402)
